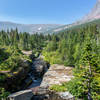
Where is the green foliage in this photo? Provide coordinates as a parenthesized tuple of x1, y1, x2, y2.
(42, 51, 63, 64)
(0, 46, 31, 71)
(46, 41, 57, 52)
(0, 74, 7, 85)
(0, 29, 50, 96)
(0, 21, 100, 100)
(43, 24, 100, 67)
(0, 88, 10, 99)
(43, 23, 100, 99)
(67, 38, 100, 100)
(0, 29, 49, 51)
(66, 78, 87, 99)
(0, 48, 10, 64)
(49, 83, 67, 92)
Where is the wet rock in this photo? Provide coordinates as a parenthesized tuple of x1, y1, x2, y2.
(32, 59, 49, 78)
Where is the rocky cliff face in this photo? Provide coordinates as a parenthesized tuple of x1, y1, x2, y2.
(51, 0, 100, 33)
(79, 0, 100, 23)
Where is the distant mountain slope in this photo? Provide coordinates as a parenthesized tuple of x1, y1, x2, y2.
(48, 0, 100, 33)
(82, 0, 100, 23)
(0, 21, 62, 34)
(0, 0, 100, 34)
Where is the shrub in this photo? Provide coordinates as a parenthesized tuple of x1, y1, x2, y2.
(49, 83, 67, 92)
(66, 78, 86, 99)
(0, 88, 10, 100)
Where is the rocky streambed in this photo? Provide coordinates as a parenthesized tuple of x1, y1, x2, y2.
(8, 56, 75, 100)
(27, 57, 50, 89)
(31, 64, 74, 100)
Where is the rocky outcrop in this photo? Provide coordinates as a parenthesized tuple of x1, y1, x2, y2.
(7, 90, 33, 100)
(31, 64, 74, 100)
(7, 59, 74, 100)
(31, 58, 50, 78)
(32, 87, 75, 100)
(32, 91, 74, 100)
(40, 64, 74, 88)
(27, 58, 50, 89)
(7, 58, 50, 100)
(5, 60, 31, 92)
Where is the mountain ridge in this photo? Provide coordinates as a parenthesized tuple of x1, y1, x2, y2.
(0, 21, 62, 34)
(79, 0, 100, 23)
(0, 0, 100, 34)
(49, 0, 100, 33)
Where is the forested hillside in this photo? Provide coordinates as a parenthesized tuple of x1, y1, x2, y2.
(43, 23, 100, 99)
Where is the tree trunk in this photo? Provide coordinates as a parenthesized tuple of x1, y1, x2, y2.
(87, 65, 93, 100)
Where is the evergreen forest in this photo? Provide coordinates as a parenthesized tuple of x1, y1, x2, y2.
(0, 22, 100, 99)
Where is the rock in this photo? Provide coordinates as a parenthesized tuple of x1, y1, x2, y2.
(31, 64, 75, 100)
(7, 60, 74, 100)
(32, 59, 49, 78)
(57, 92, 75, 100)
(5, 60, 31, 92)
(32, 94, 50, 100)
(7, 90, 33, 100)
(40, 64, 74, 88)
(31, 90, 75, 100)
(22, 50, 32, 56)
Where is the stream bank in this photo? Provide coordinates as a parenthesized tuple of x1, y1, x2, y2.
(8, 54, 75, 100)
(31, 64, 74, 100)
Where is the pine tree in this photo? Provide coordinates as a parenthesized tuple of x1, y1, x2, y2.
(78, 38, 100, 100)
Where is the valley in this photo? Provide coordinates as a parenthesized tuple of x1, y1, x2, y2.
(0, 21, 100, 100)
(0, 0, 100, 100)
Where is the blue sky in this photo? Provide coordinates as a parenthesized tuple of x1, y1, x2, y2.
(0, 0, 97, 24)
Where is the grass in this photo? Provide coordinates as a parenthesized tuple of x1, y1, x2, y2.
(49, 83, 67, 92)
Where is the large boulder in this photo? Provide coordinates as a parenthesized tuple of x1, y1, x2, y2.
(40, 64, 74, 88)
(7, 90, 33, 100)
(31, 64, 75, 100)
(32, 59, 49, 78)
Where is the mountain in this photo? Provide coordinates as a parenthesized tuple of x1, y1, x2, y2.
(0, 21, 62, 34)
(81, 0, 100, 23)
(0, 0, 100, 34)
(72, 0, 100, 25)
(49, 0, 100, 33)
